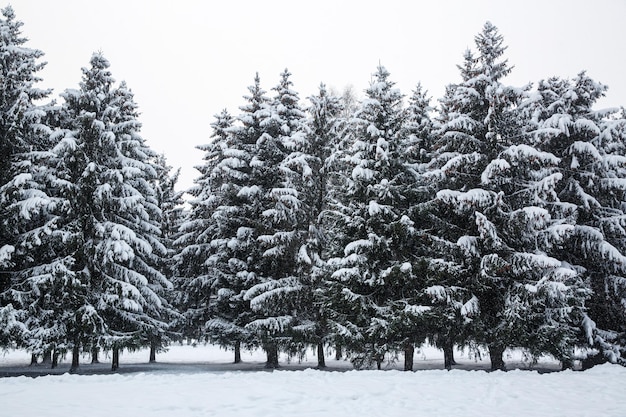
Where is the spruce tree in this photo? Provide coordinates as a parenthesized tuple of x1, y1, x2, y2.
(242, 69, 308, 367)
(49, 53, 172, 370)
(394, 83, 436, 371)
(0, 5, 50, 287)
(326, 65, 425, 369)
(243, 77, 346, 368)
(150, 153, 184, 361)
(426, 23, 516, 370)
(427, 22, 586, 370)
(299, 84, 344, 367)
(0, 6, 64, 356)
(179, 75, 274, 363)
(177, 108, 256, 361)
(526, 74, 626, 366)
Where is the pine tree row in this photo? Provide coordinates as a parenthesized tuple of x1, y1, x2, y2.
(1, 7, 624, 371)
(178, 22, 626, 371)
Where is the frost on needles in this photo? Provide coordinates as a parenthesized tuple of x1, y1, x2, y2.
(1, 11, 625, 371)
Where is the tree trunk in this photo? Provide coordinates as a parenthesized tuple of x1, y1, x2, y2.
(91, 346, 100, 364)
(561, 348, 575, 370)
(335, 344, 342, 360)
(41, 350, 52, 365)
(264, 343, 279, 369)
(443, 342, 456, 370)
(30, 353, 38, 366)
(234, 341, 241, 364)
(111, 348, 120, 371)
(488, 344, 506, 371)
(582, 352, 607, 370)
(52, 350, 59, 369)
(70, 343, 80, 373)
(404, 343, 414, 371)
(317, 342, 326, 368)
(561, 358, 574, 371)
(149, 341, 156, 363)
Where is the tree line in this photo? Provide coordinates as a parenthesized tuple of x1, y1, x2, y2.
(0, 7, 624, 371)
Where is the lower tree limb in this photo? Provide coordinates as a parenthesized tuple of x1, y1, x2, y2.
(582, 352, 607, 370)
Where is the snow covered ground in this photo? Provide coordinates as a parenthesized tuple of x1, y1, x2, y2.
(1, 344, 625, 416)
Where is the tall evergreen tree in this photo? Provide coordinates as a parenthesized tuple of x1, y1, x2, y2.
(179, 75, 274, 364)
(427, 22, 586, 370)
(149, 153, 184, 361)
(178, 107, 256, 362)
(176, 113, 229, 342)
(326, 65, 426, 369)
(46, 53, 172, 370)
(526, 74, 626, 365)
(242, 69, 308, 367)
(392, 83, 436, 371)
(426, 23, 514, 370)
(297, 84, 344, 367)
(0, 6, 61, 355)
(243, 77, 346, 368)
(0, 5, 50, 293)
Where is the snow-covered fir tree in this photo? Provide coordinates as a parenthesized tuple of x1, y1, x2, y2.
(177, 107, 256, 362)
(426, 23, 516, 370)
(326, 65, 427, 369)
(241, 69, 310, 367)
(427, 22, 587, 370)
(175, 113, 230, 341)
(108, 84, 179, 364)
(244, 79, 345, 368)
(525, 73, 626, 365)
(150, 153, 184, 361)
(44, 53, 173, 370)
(0, 6, 62, 355)
(392, 83, 437, 371)
(0, 5, 50, 290)
(296, 84, 344, 367)
(178, 75, 279, 364)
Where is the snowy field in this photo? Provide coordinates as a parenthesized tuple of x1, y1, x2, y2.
(2, 344, 626, 416)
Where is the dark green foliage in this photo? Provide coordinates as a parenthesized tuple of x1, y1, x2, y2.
(1, 10, 625, 370)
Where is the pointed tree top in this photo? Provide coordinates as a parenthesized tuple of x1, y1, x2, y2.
(90, 51, 111, 70)
(241, 72, 268, 115)
(274, 68, 295, 95)
(279, 68, 291, 81)
(474, 21, 511, 81)
(210, 108, 234, 134)
(374, 64, 391, 82)
(2, 5, 15, 20)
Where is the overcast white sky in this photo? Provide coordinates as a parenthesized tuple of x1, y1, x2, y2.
(7, 0, 626, 191)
